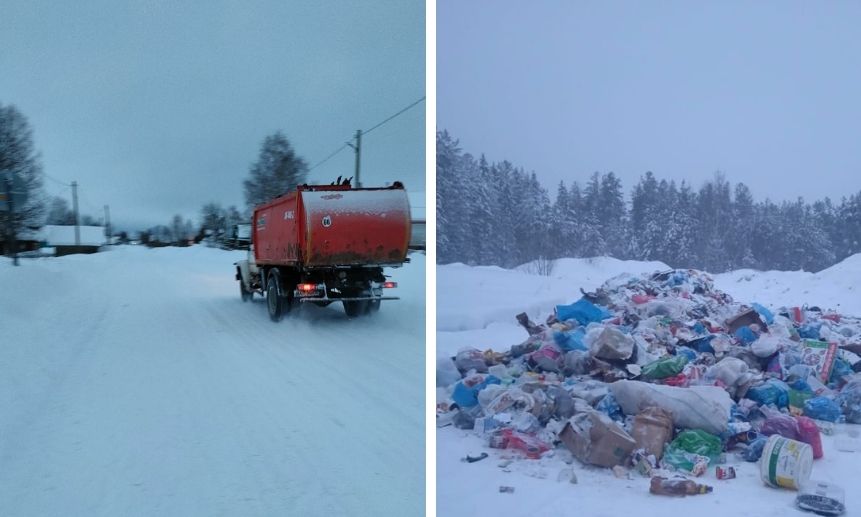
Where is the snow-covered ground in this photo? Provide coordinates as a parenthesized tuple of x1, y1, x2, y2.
(1, 245, 424, 516)
(437, 256, 861, 517)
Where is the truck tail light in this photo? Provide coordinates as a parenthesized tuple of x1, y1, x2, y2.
(297, 283, 319, 293)
(383, 281, 397, 288)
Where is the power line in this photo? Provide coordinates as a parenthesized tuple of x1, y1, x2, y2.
(307, 143, 350, 173)
(43, 173, 71, 187)
(363, 96, 425, 137)
(306, 95, 425, 177)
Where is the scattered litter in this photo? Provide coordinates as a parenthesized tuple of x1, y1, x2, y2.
(438, 268, 861, 509)
(649, 476, 713, 496)
(498, 486, 515, 494)
(796, 481, 846, 516)
(716, 466, 737, 480)
(463, 452, 489, 463)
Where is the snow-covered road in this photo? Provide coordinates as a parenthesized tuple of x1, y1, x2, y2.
(1, 246, 425, 516)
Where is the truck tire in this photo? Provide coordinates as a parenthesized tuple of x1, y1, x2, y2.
(343, 300, 367, 318)
(366, 299, 381, 314)
(266, 271, 287, 321)
(240, 280, 252, 302)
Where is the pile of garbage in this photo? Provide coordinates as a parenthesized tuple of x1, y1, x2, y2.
(437, 269, 861, 513)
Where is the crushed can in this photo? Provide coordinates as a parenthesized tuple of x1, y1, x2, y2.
(716, 466, 736, 480)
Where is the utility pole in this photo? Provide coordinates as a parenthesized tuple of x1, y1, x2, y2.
(71, 180, 80, 246)
(348, 129, 362, 188)
(104, 205, 111, 245)
(4, 175, 18, 266)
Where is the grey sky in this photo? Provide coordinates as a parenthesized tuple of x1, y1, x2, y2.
(1, 1, 424, 230)
(438, 1, 861, 203)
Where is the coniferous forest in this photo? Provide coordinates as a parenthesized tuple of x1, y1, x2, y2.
(437, 130, 861, 273)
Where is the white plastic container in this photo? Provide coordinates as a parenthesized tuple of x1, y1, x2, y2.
(759, 434, 813, 490)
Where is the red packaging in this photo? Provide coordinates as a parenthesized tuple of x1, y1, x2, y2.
(791, 307, 805, 324)
(662, 374, 689, 387)
(501, 429, 550, 459)
(795, 416, 824, 459)
(632, 294, 655, 304)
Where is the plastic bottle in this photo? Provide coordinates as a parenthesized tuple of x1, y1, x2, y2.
(649, 476, 713, 496)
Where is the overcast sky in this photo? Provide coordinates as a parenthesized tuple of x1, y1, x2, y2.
(438, 1, 861, 203)
(1, 1, 424, 230)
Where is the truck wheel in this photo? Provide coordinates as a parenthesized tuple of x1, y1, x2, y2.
(366, 299, 381, 314)
(343, 300, 367, 318)
(240, 281, 252, 302)
(266, 272, 285, 321)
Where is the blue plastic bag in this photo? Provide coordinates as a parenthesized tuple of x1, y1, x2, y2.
(746, 379, 790, 408)
(596, 392, 624, 421)
(683, 334, 715, 354)
(677, 347, 698, 363)
(829, 358, 853, 385)
(803, 397, 842, 422)
(798, 324, 822, 340)
(735, 326, 758, 345)
(742, 436, 768, 462)
(751, 303, 775, 325)
(451, 375, 501, 408)
(553, 328, 587, 352)
(555, 298, 611, 325)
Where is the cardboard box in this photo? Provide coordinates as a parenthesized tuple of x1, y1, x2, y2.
(559, 411, 637, 467)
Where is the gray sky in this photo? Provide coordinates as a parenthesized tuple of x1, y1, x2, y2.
(1, 0, 424, 230)
(438, 1, 861, 203)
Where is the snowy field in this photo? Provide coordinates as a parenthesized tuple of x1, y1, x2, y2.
(437, 256, 861, 517)
(1, 245, 424, 516)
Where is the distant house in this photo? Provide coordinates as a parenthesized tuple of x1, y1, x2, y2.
(40, 225, 106, 256)
(223, 223, 251, 250)
(0, 229, 42, 255)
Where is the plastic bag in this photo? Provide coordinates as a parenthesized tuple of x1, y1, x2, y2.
(596, 392, 623, 421)
(496, 428, 550, 459)
(759, 408, 800, 440)
(451, 374, 501, 408)
(641, 355, 688, 380)
(563, 350, 591, 376)
(746, 379, 790, 409)
(829, 358, 853, 386)
(837, 375, 861, 424)
(662, 430, 722, 473)
(590, 326, 635, 361)
(455, 348, 488, 373)
(437, 357, 462, 387)
(556, 298, 611, 325)
(741, 436, 768, 462)
(751, 303, 775, 325)
(529, 345, 562, 372)
(803, 397, 842, 423)
(751, 335, 782, 358)
(553, 328, 587, 352)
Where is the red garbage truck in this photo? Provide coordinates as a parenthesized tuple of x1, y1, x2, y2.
(234, 182, 411, 320)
